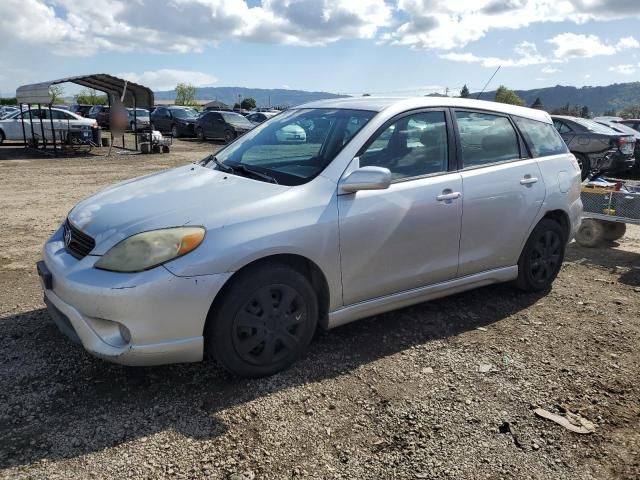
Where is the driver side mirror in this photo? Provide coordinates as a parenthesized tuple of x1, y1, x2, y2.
(340, 164, 391, 193)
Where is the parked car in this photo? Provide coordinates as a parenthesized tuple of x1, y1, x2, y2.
(551, 115, 635, 179)
(127, 108, 150, 131)
(0, 107, 96, 143)
(246, 111, 277, 125)
(0, 106, 18, 119)
(150, 106, 198, 137)
(594, 118, 640, 172)
(69, 104, 93, 117)
(617, 118, 640, 132)
(275, 124, 306, 143)
(38, 97, 582, 377)
(86, 105, 111, 128)
(195, 110, 254, 142)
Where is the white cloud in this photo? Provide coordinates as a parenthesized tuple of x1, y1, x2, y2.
(116, 70, 217, 91)
(386, 0, 640, 51)
(0, 0, 392, 58)
(440, 41, 546, 68)
(547, 33, 639, 59)
(608, 64, 637, 75)
(541, 65, 560, 74)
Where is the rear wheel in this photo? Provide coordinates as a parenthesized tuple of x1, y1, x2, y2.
(601, 221, 626, 241)
(171, 124, 179, 138)
(130, 121, 136, 132)
(206, 264, 318, 377)
(224, 129, 235, 144)
(196, 127, 205, 141)
(575, 218, 605, 248)
(515, 219, 566, 292)
(0, 130, 4, 144)
(575, 153, 590, 180)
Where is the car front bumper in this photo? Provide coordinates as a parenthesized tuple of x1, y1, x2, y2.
(38, 226, 231, 366)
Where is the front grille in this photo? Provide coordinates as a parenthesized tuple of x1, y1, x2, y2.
(63, 220, 95, 259)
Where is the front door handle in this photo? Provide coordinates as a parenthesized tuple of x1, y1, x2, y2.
(436, 190, 461, 201)
(520, 176, 538, 185)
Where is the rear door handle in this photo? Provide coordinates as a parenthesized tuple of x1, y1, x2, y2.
(436, 191, 461, 201)
(520, 176, 538, 185)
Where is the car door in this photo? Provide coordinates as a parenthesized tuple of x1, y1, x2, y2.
(454, 110, 545, 277)
(338, 109, 463, 305)
(208, 112, 224, 138)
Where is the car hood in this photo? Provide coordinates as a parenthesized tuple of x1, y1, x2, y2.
(68, 164, 289, 254)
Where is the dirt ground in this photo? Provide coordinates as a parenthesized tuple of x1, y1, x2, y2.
(0, 140, 638, 480)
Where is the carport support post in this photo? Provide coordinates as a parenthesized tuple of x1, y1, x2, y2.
(19, 104, 27, 149)
(48, 104, 57, 155)
(132, 91, 138, 151)
(28, 105, 36, 149)
(37, 103, 47, 150)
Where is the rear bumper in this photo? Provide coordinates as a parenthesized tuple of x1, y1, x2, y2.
(38, 226, 232, 366)
(610, 152, 635, 172)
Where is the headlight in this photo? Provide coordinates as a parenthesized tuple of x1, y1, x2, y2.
(94, 227, 205, 273)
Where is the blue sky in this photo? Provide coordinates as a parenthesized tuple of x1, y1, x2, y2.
(1, 1, 640, 97)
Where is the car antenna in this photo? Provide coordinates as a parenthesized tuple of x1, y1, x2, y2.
(475, 66, 501, 100)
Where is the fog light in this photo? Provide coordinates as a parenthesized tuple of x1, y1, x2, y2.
(118, 324, 131, 344)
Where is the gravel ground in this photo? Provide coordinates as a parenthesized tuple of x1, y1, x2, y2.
(0, 140, 639, 480)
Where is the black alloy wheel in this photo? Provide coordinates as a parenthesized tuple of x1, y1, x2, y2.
(515, 219, 566, 292)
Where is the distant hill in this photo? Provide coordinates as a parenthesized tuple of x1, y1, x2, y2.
(154, 86, 347, 107)
(475, 82, 640, 114)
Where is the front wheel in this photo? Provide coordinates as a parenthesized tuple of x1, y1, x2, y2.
(206, 264, 318, 377)
(224, 129, 235, 144)
(515, 219, 566, 292)
(171, 125, 179, 138)
(130, 122, 136, 132)
(196, 127, 205, 141)
(0, 130, 4, 144)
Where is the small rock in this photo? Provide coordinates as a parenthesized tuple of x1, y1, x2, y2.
(532, 443, 540, 450)
(478, 363, 493, 373)
(422, 367, 434, 374)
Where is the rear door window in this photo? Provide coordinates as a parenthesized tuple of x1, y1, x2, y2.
(454, 111, 520, 167)
(513, 116, 568, 157)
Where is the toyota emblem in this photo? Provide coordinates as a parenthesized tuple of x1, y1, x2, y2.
(64, 227, 72, 247)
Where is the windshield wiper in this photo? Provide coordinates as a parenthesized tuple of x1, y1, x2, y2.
(206, 155, 235, 174)
(232, 164, 279, 184)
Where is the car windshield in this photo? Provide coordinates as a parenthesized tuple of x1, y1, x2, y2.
(172, 109, 196, 119)
(135, 109, 148, 116)
(573, 118, 618, 134)
(210, 108, 376, 186)
(221, 112, 253, 127)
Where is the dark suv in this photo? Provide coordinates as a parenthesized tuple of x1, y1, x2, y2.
(150, 107, 197, 137)
(195, 111, 254, 143)
(86, 105, 111, 128)
(551, 115, 635, 179)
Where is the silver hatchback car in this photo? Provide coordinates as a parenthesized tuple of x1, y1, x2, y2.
(38, 97, 582, 377)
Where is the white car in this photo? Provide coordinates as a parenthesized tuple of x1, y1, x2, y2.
(0, 108, 96, 144)
(275, 124, 307, 143)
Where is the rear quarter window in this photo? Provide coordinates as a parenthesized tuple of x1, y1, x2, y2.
(513, 116, 568, 157)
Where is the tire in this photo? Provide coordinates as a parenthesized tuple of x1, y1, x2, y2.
(601, 221, 626, 241)
(515, 219, 566, 292)
(224, 129, 235, 144)
(575, 153, 590, 180)
(130, 122, 136, 132)
(574, 218, 605, 248)
(171, 125, 179, 138)
(206, 264, 318, 378)
(0, 130, 4, 144)
(196, 127, 205, 141)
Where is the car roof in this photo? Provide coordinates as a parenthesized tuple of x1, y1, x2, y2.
(296, 96, 552, 123)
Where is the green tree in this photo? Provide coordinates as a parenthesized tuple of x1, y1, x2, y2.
(494, 85, 525, 106)
(0, 98, 17, 105)
(174, 83, 197, 106)
(240, 97, 256, 110)
(460, 84, 470, 98)
(74, 88, 107, 105)
(49, 85, 65, 104)
(619, 104, 640, 118)
(580, 105, 589, 118)
(603, 108, 618, 117)
(233, 102, 241, 110)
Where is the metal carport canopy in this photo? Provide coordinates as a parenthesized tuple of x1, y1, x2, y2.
(15, 74, 154, 109)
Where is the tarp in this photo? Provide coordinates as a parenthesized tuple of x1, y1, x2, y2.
(16, 74, 154, 109)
